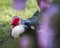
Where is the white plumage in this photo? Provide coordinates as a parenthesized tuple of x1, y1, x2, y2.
(11, 25, 25, 38)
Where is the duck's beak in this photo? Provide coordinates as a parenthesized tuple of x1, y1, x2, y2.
(10, 25, 14, 30)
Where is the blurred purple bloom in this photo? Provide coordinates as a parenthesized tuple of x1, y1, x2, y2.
(13, 0, 27, 10)
(37, 5, 59, 48)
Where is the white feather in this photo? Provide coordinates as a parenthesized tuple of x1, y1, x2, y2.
(11, 25, 25, 38)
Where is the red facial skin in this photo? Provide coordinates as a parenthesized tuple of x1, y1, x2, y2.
(10, 17, 21, 30)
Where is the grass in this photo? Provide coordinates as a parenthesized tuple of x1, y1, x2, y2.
(0, 0, 39, 48)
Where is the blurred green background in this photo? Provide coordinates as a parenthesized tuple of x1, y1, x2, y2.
(0, 0, 39, 48)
